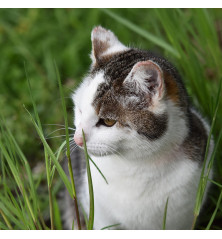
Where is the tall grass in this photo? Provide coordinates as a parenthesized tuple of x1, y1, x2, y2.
(55, 61, 82, 229)
(192, 78, 222, 229)
(0, 116, 45, 229)
(0, 59, 106, 229)
(0, 65, 96, 229)
(0, 9, 222, 229)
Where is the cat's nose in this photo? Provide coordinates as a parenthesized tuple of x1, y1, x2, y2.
(74, 133, 83, 147)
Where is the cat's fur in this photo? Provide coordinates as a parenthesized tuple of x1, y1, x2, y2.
(62, 26, 214, 230)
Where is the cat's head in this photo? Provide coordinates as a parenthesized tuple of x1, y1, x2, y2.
(72, 26, 189, 159)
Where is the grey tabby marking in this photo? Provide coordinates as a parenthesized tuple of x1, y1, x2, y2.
(62, 148, 86, 229)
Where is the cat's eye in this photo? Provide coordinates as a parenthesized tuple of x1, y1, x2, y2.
(96, 118, 117, 127)
(103, 118, 116, 127)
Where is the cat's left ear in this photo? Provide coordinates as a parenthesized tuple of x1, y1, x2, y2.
(124, 60, 165, 104)
(91, 26, 128, 65)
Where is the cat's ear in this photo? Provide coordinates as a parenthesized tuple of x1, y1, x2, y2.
(124, 60, 164, 103)
(91, 26, 128, 65)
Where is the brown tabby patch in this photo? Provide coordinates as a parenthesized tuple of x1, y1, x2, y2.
(91, 48, 190, 141)
(164, 71, 180, 104)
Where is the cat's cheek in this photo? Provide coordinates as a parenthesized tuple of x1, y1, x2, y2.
(74, 108, 81, 128)
(96, 127, 128, 149)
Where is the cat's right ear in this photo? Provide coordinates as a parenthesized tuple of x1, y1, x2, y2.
(91, 26, 128, 65)
(124, 60, 165, 106)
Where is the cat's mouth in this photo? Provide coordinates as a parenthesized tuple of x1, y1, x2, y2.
(84, 143, 116, 157)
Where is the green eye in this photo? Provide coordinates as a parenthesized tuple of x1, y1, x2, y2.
(103, 118, 116, 127)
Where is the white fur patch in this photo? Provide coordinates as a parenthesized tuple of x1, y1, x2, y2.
(72, 71, 105, 139)
(80, 142, 203, 229)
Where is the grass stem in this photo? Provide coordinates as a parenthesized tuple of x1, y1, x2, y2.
(205, 189, 222, 230)
(82, 130, 94, 230)
(162, 197, 169, 230)
(0, 209, 13, 230)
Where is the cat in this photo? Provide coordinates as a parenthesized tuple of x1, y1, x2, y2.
(62, 26, 214, 230)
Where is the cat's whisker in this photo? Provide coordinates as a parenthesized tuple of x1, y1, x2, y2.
(45, 128, 76, 138)
(62, 140, 77, 154)
(54, 137, 76, 155)
(70, 145, 78, 155)
(44, 123, 66, 127)
(69, 141, 77, 148)
(44, 123, 76, 131)
(105, 145, 128, 161)
(45, 134, 75, 140)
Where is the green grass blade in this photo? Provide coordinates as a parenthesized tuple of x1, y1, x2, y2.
(26, 67, 54, 229)
(54, 60, 71, 157)
(162, 197, 169, 230)
(101, 223, 121, 230)
(0, 190, 32, 230)
(5, 128, 39, 216)
(24, 106, 73, 196)
(192, 77, 222, 229)
(0, 136, 37, 228)
(50, 138, 72, 181)
(0, 208, 13, 230)
(0, 198, 26, 229)
(89, 155, 108, 184)
(206, 189, 222, 230)
(101, 9, 180, 58)
(207, 129, 222, 171)
(79, 202, 89, 229)
(25, 63, 43, 132)
(207, 179, 222, 188)
(48, 184, 54, 230)
(82, 130, 94, 230)
(0, 187, 27, 227)
(52, 194, 62, 230)
(54, 60, 81, 230)
(0, 221, 9, 230)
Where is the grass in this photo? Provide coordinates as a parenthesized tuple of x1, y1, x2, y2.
(0, 9, 222, 229)
(192, 77, 221, 229)
(82, 130, 94, 230)
(162, 197, 169, 230)
(55, 60, 82, 229)
(0, 65, 94, 229)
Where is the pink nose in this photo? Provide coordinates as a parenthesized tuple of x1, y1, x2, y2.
(74, 133, 83, 147)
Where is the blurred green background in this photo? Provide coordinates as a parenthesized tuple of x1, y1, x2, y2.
(0, 9, 222, 229)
